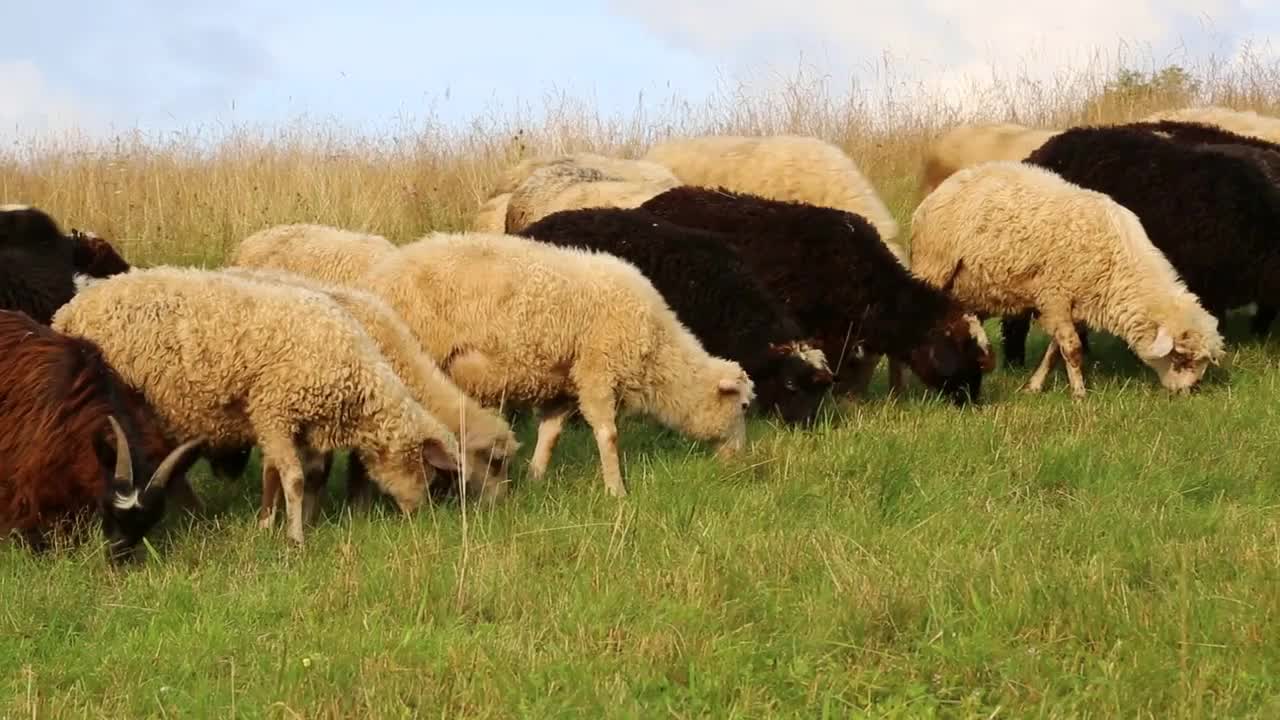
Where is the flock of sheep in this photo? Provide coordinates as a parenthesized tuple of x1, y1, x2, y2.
(2, 103, 1278, 564)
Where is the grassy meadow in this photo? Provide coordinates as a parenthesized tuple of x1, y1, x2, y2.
(4, 54, 1280, 717)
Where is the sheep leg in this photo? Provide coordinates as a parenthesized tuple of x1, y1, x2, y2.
(258, 434, 308, 545)
(530, 401, 574, 480)
(300, 450, 331, 525)
(1037, 302, 1087, 398)
(839, 354, 880, 398)
(575, 388, 626, 498)
(1026, 340, 1059, 393)
(257, 459, 283, 530)
(1253, 304, 1277, 336)
(1001, 313, 1032, 367)
(345, 453, 376, 510)
(887, 358, 909, 395)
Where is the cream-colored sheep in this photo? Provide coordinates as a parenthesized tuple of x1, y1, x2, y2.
(920, 123, 1061, 196)
(504, 162, 679, 233)
(222, 267, 521, 512)
(910, 161, 1224, 397)
(1142, 106, 1280, 144)
(363, 231, 755, 497)
(474, 152, 679, 233)
(50, 266, 461, 544)
(233, 224, 398, 286)
(643, 134, 902, 250)
(471, 193, 511, 233)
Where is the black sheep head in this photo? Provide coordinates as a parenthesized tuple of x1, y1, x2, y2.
(752, 340, 835, 425)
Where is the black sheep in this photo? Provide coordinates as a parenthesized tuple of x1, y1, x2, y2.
(0, 205, 80, 324)
(1023, 125, 1280, 361)
(640, 187, 995, 405)
(520, 207, 834, 425)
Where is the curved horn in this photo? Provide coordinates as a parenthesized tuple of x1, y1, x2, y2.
(146, 437, 206, 491)
(105, 416, 134, 487)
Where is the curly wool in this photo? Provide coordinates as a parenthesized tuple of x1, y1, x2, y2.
(643, 134, 903, 257)
(233, 224, 398, 287)
(910, 161, 1224, 392)
(51, 266, 459, 541)
(362, 231, 754, 495)
(504, 162, 679, 233)
(223, 266, 520, 498)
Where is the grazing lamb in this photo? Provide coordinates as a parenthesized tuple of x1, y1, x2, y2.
(1142, 106, 1280, 144)
(643, 134, 903, 257)
(640, 187, 995, 404)
(363, 231, 755, 497)
(504, 163, 679, 233)
(0, 310, 204, 563)
(233, 223, 398, 287)
(919, 123, 1061, 196)
(51, 267, 462, 545)
(1024, 125, 1280, 347)
(519, 207, 833, 425)
(222, 266, 521, 512)
(911, 161, 1224, 396)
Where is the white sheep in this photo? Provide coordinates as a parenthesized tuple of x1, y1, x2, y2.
(362, 231, 756, 497)
(50, 266, 462, 544)
(504, 162, 679, 233)
(222, 266, 521, 511)
(920, 123, 1061, 197)
(643, 134, 903, 253)
(233, 224, 398, 286)
(496, 152, 679, 194)
(909, 161, 1224, 397)
(471, 193, 511, 233)
(1142, 106, 1280, 144)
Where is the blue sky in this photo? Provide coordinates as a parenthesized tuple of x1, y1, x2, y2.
(2, 0, 1277, 141)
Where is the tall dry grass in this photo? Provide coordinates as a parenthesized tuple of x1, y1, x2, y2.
(2, 48, 1278, 266)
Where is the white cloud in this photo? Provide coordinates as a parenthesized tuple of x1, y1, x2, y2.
(610, 0, 1263, 114)
(0, 61, 103, 144)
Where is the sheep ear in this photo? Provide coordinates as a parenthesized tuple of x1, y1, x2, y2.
(1144, 326, 1175, 359)
(422, 439, 460, 472)
(941, 259, 965, 294)
(717, 377, 741, 395)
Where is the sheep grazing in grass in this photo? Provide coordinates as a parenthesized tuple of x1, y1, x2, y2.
(51, 266, 462, 545)
(504, 161, 679, 233)
(911, 161, 1224, 397)
(519, 207, 833, 425)
(222, 266, 521, 513)
(640, 186, 995, 405)
(233, 223, 398, 287)
(643, 134, 904, 257)
(0, 309, 204, 563)
(1142, 106, 1280, 144)
(1025, 125, 1280, 352)
(919, 123, 1060, 197)
(496, 152, 679, 196)
(362, 231, 755, 497)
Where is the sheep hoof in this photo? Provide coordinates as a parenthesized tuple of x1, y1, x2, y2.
(606, 483, 628, 498)
(256, 514, 274, 530)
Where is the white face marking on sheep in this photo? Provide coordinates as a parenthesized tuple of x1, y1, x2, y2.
(72, 273, 95, 293)
(112, 489, 141, 511)
(963, 313, 990, 353)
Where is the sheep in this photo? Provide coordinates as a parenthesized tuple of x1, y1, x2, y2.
(495, 152, 680, 196)
(1024, 125, 1280, 348)
(919, 123, 1061, 196)
(1141, 106, 1280, 144)
(519, 207, 833, 425)
(910, 161, 1224, 397)
(0, 309, 204, 563)
(361, 231, 756, 497)
(642, 134, 904, 257)
(640, 186, 995, 404)
(1, 204, 89, 324)
(471, 193, 511, 233)
(221, 266, 521, 514)
(504, 162, 679, 233)
(233, 223, 399, 287)
(50, 266, 462, 545)
(68, 229, 130, 282)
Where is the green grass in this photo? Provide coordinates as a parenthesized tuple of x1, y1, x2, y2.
(6, 315, 1280, 718)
